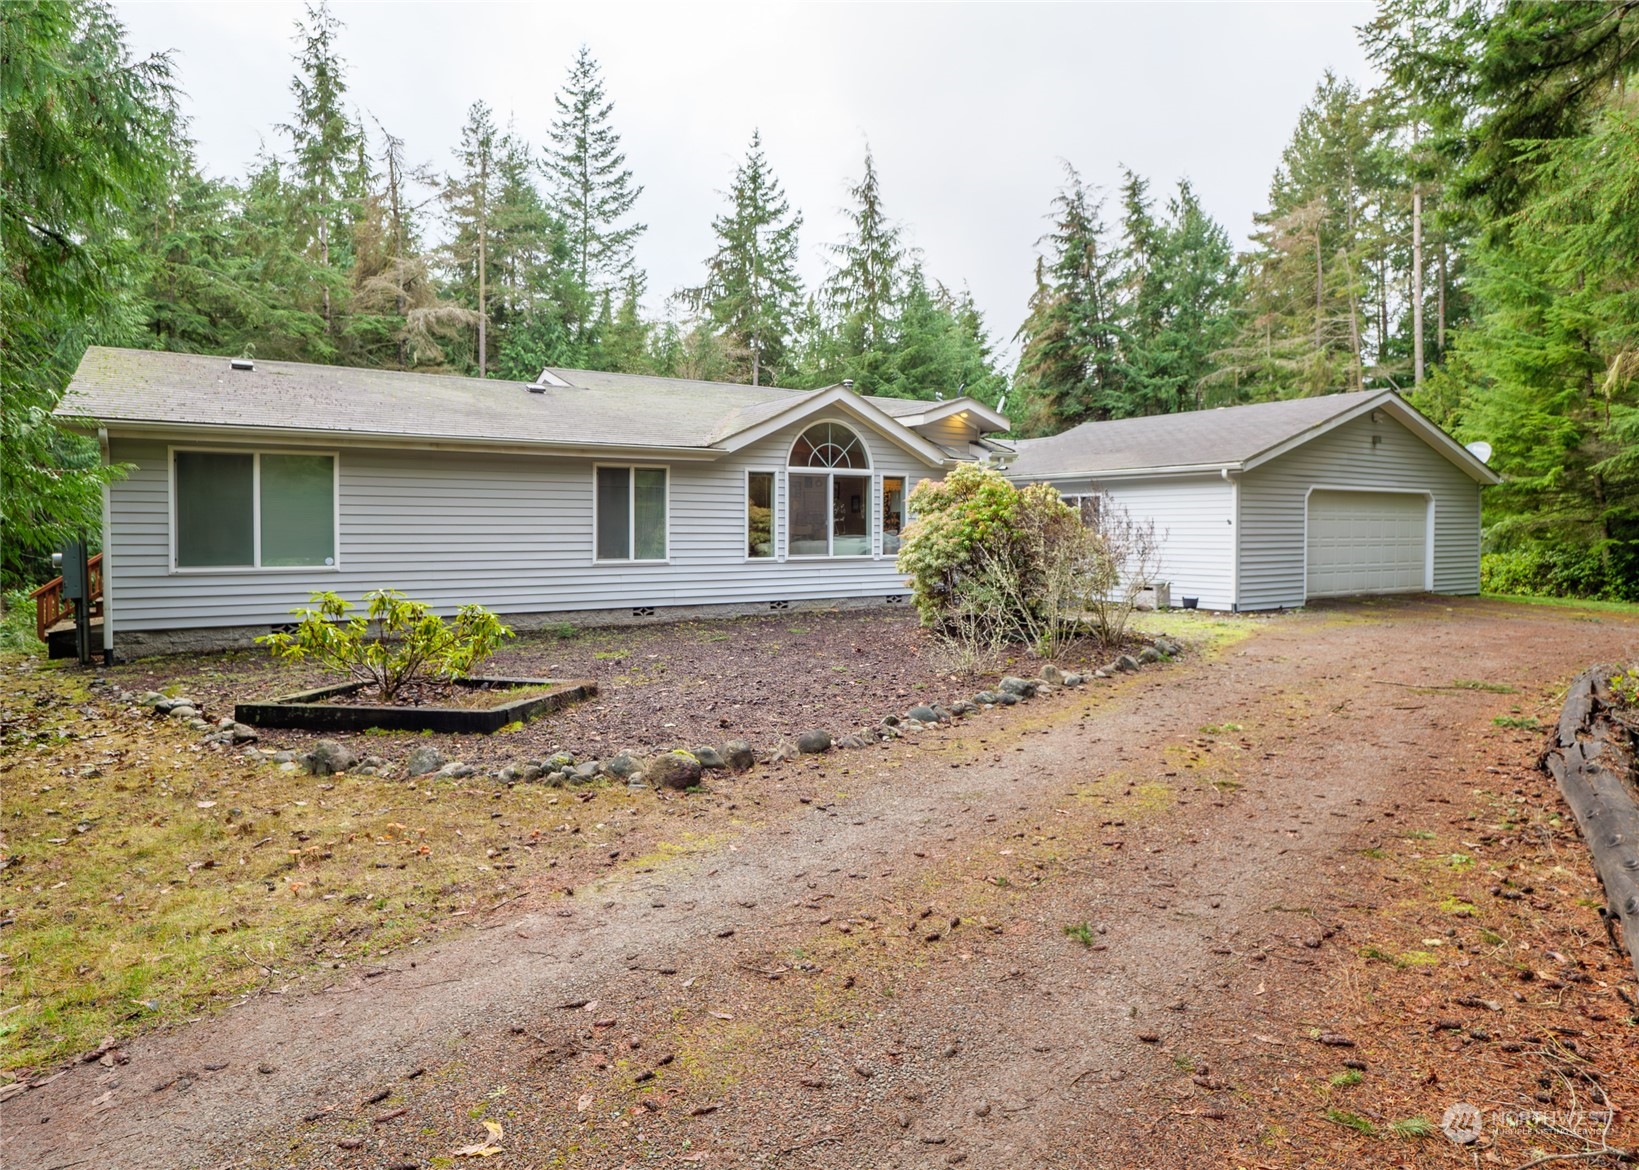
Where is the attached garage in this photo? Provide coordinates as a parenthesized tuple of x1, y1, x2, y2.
(1005, 390, 1500, 611)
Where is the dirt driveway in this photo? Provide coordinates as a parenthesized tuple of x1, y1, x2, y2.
(6, 596, 1638, 1170)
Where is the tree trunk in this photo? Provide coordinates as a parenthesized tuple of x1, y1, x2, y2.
(478, 151, 488, 379)
(1412, 185, 1425, 386)
(1437, 242, 1446, 354)
(1543, 667, 1639, 984)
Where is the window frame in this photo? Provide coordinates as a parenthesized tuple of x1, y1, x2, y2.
(744, 466, 778, 563)
(879, 474, 908, 560)
(785, 420, 875, 561)
(168, 445, 341, 574)
(591, 463, 671, 565)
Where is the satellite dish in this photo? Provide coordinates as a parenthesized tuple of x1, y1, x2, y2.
(1465, 440, 1493, 464)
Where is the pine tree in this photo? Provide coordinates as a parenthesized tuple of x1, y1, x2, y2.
(543, 45, 645, 328)
(691, 130, 804, 385)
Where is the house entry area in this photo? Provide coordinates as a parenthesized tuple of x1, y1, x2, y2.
(1305, 489, 1429, 599)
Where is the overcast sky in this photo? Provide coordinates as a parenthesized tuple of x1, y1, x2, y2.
(115, 2, 1377, 359)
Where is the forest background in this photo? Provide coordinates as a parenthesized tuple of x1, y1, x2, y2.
(3, 1, 1636, 601)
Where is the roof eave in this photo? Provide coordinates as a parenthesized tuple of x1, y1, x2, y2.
(1007, 461, 1245, 482)
(711, 385, 950, 467)
(81, 418, 729, 461)
(1239, 392, 1502, 485)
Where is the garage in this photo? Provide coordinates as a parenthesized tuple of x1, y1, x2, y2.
(1006, 389, 1499, 611)
(1305, 489, 1429, 598)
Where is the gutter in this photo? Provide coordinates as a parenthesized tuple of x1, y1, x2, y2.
(72, 419, 729, 463)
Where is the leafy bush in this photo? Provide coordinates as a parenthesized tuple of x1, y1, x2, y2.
(260, 589, 512, 699)
(0, 589, 46, 654)
(1481, 546, 1613, 599)
(896, 464, 1159, 659)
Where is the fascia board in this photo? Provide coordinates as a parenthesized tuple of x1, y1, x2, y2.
(84, 420, 727, 462)
(712, 387, 949, 466)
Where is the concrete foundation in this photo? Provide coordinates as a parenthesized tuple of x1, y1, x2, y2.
(109, 593, 914, 661)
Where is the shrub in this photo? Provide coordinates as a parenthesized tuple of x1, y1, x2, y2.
(259, 589, 512, 699)
(1480, 545, 1616, 599)
(896, 465, 1159, 658)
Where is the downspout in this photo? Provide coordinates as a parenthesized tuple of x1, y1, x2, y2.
(98, 427, 114, 663)
(1223, 466, 1240, 613)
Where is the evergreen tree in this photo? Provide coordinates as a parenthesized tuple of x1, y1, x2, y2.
(0, 0, 175, 587)
(543, 45, 645, 329)
(279, 1, 368, 350)
(877, 268, 1008, 404)
(822, 148, 905, 383)
(442, 101, 500, 374)
(691, 130, 804, 385)
(1012, 164, 1123, 432)
(1119, 178, 1238, 413)
(1455, 87, 1639, 598)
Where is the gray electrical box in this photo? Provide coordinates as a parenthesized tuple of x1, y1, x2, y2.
(59, 540, 88, 601)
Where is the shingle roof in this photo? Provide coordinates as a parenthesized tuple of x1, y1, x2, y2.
(1006, 391, 1392, 479)
(59, 348, 1010, 458)
(57, 348, 818, 450)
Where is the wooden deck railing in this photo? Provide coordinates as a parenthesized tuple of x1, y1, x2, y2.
(30, 553, 103, 642)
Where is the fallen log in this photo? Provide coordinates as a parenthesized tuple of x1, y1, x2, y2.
(1542, 665, 1639, 985)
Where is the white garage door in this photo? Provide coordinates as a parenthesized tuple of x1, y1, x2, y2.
(1306, 490, 1428, 598)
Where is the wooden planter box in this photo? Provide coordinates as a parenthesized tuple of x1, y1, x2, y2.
(235, 677, 596, 735)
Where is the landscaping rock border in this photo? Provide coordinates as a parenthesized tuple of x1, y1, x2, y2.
(118, 635, 1187, 801)
(1542, 665, 1639, 984)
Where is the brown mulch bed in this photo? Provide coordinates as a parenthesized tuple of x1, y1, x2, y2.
(97, 608, 1119, 770)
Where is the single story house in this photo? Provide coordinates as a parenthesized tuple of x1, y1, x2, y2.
(1004, 389, 1501, 612)
(55, 348, 1011, 657)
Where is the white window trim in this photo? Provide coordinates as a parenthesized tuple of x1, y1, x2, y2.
(786, 419, 874, 561)
(168, 445, 341, 574)
(744, 467, 778, 563)
(591, 463, 671, 565)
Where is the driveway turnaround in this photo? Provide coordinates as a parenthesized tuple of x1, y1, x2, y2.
(6, 596, 1637, 1170)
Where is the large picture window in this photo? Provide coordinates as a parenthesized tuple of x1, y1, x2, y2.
(787, 422, 871, 557)
(173, 449, 336, 569)
(596, 466, 668, 561)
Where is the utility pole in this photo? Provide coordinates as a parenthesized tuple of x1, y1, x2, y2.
(1412, 182, 1425, 386)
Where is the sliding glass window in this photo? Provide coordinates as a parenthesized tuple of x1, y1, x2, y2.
(173, 450, 335, 569)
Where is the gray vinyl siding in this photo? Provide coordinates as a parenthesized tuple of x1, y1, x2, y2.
(1236, 411, 1482, 610)
(912, 415, 978, 450)
(1033, 474, 1237, 612)
(105, 418, 937, 633)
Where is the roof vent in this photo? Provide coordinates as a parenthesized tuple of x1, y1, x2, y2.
(535, 369, 573, 388)
(230, 357, 255, 372)
(841, 379, 855, 390)
(525, 382, 548, 394)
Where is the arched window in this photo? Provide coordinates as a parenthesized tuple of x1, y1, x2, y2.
(789, 422, 869, 470)
(787, 422, 872, 556)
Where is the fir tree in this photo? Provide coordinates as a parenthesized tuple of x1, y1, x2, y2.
(279, 1, 367, 346)
(691, 130, 804, 386)
(824, 148, 904, 367)
(1012, 164, 1123, 431)
(0, 0, 176, 586)
(543, 45, 645, 326)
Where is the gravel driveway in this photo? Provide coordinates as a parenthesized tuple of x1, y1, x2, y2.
(6, 595, 1637, 1170)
